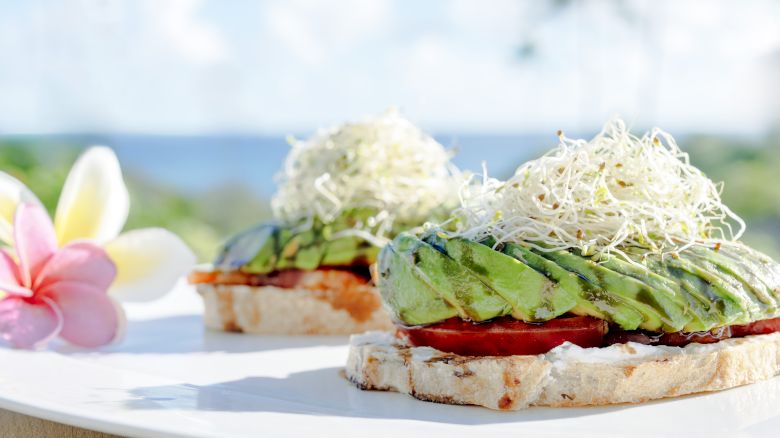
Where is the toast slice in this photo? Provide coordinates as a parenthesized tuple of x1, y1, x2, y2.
(346, 331, 780, 409)
(197, 282, 393, 335)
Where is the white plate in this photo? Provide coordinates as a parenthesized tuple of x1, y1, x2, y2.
(1, 281, 780, 437)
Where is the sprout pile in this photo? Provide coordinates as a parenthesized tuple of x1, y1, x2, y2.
(272, 108, 458, 244)
(453, 118, 745, 260)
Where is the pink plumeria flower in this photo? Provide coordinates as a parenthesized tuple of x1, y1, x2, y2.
(0, 147, 195, 349)
(0, 203, 120, 348)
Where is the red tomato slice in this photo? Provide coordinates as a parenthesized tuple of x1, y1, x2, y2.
(397, 316, 608, 356)
(655, 330, 726, 347)
(398, 316, 780, 356)
(606, 316, 780, 347)
(731, 316, 780, 337)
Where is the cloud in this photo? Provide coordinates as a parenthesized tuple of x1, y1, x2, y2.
(391, 0, 780, 133)
(0, 0, 232, 133)
(265, 0, 392, 66)
(0, 0, 777, 134)
(391, 34, 581, 132)
(447, 0, 552, 43)
(146, 0, 229, 64)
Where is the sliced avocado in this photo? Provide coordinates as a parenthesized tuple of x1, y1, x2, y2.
(533, 248, 690, 331)
(290, 229, 325, 271)
(319, 236, 359, 266)
(362, 245, 381, 264)
(216, 206, 388, 274)
(377, 236, 457, 325)
(214, 224, 276, 271)
(273, 227, 300, 270)
(593, 253, 717, 332)
(689, 253, 773, 313)
(684, 247, 777, 311)
(503, 243, 644, 329)
(713, 244, 780, 305)
(240, 225, 281, 274)
(661, 255, 759, 325)
(376, 227, 780, 330)
(424, 233, 576, 321)
(630, 251, 745, 327)
(410, 237, 511, 321)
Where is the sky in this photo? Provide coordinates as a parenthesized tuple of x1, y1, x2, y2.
(0, 0, 778, 135)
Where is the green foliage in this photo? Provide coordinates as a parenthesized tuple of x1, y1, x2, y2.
(686, 135, 780, 221)
(0, 140, 272, 262)
(684, 134, 780, 258)
(0, 141, 77, 216)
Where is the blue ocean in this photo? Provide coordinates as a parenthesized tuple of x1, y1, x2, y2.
(32, 133, 562, 196)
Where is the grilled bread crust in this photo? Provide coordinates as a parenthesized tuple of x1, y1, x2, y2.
(345, 331, 780, 410)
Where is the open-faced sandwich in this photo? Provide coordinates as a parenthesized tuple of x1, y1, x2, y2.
(347, 119, 780, 409)
(189, 109, 459, 335)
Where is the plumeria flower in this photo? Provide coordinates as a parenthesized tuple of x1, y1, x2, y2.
(0, 203, 119, 348)
(0, 147, 195, 349)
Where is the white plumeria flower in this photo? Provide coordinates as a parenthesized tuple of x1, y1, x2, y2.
(0, 146, 195, 302)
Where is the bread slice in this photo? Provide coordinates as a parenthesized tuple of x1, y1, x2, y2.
(197, 283, 393, 335)
(346, 331, 780, 410)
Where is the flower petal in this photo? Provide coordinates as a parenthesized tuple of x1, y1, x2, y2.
(0, 172, 43, 246)
(0, 296, 63, 349)
(14, 203, 57, 287)
(109, 297, 127, 345)
(0, 249, 30, 297)
(35, 241, 117, 291)
(40, 281, 120, 348)
(105, 228, 195, 302)
(54, 147, 129, 246)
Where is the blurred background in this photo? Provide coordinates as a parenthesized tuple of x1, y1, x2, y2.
(0, 0, 778, 261)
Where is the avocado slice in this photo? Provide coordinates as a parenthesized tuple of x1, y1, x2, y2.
(214, 224, 277, 273)
(592, 253, 717, 332)
(710, 244, 780, 306)
(423, 233, 576, 321)
(410, 237, 511, 321)
(503, 243, 644, 329)
(268, 226, 297, 270)
(684, 247, 777, 312)
(629, 250, 747, 327)
(533, 248, 690, 331)
(659, 255, 759, 325)
(222, 218, 381, 273)
(238, 224, 281, 274)
(377, 235, 457, 325)
(289, 229, 326, 271)
(320, 235, 359, 266)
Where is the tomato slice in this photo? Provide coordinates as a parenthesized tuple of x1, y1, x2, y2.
(605, 316, 780, 347)
(397, 316, 608, 356)
(731, 316, 780, 337)
(188, 268, 370, 288)
(398, 316, 780, 356)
